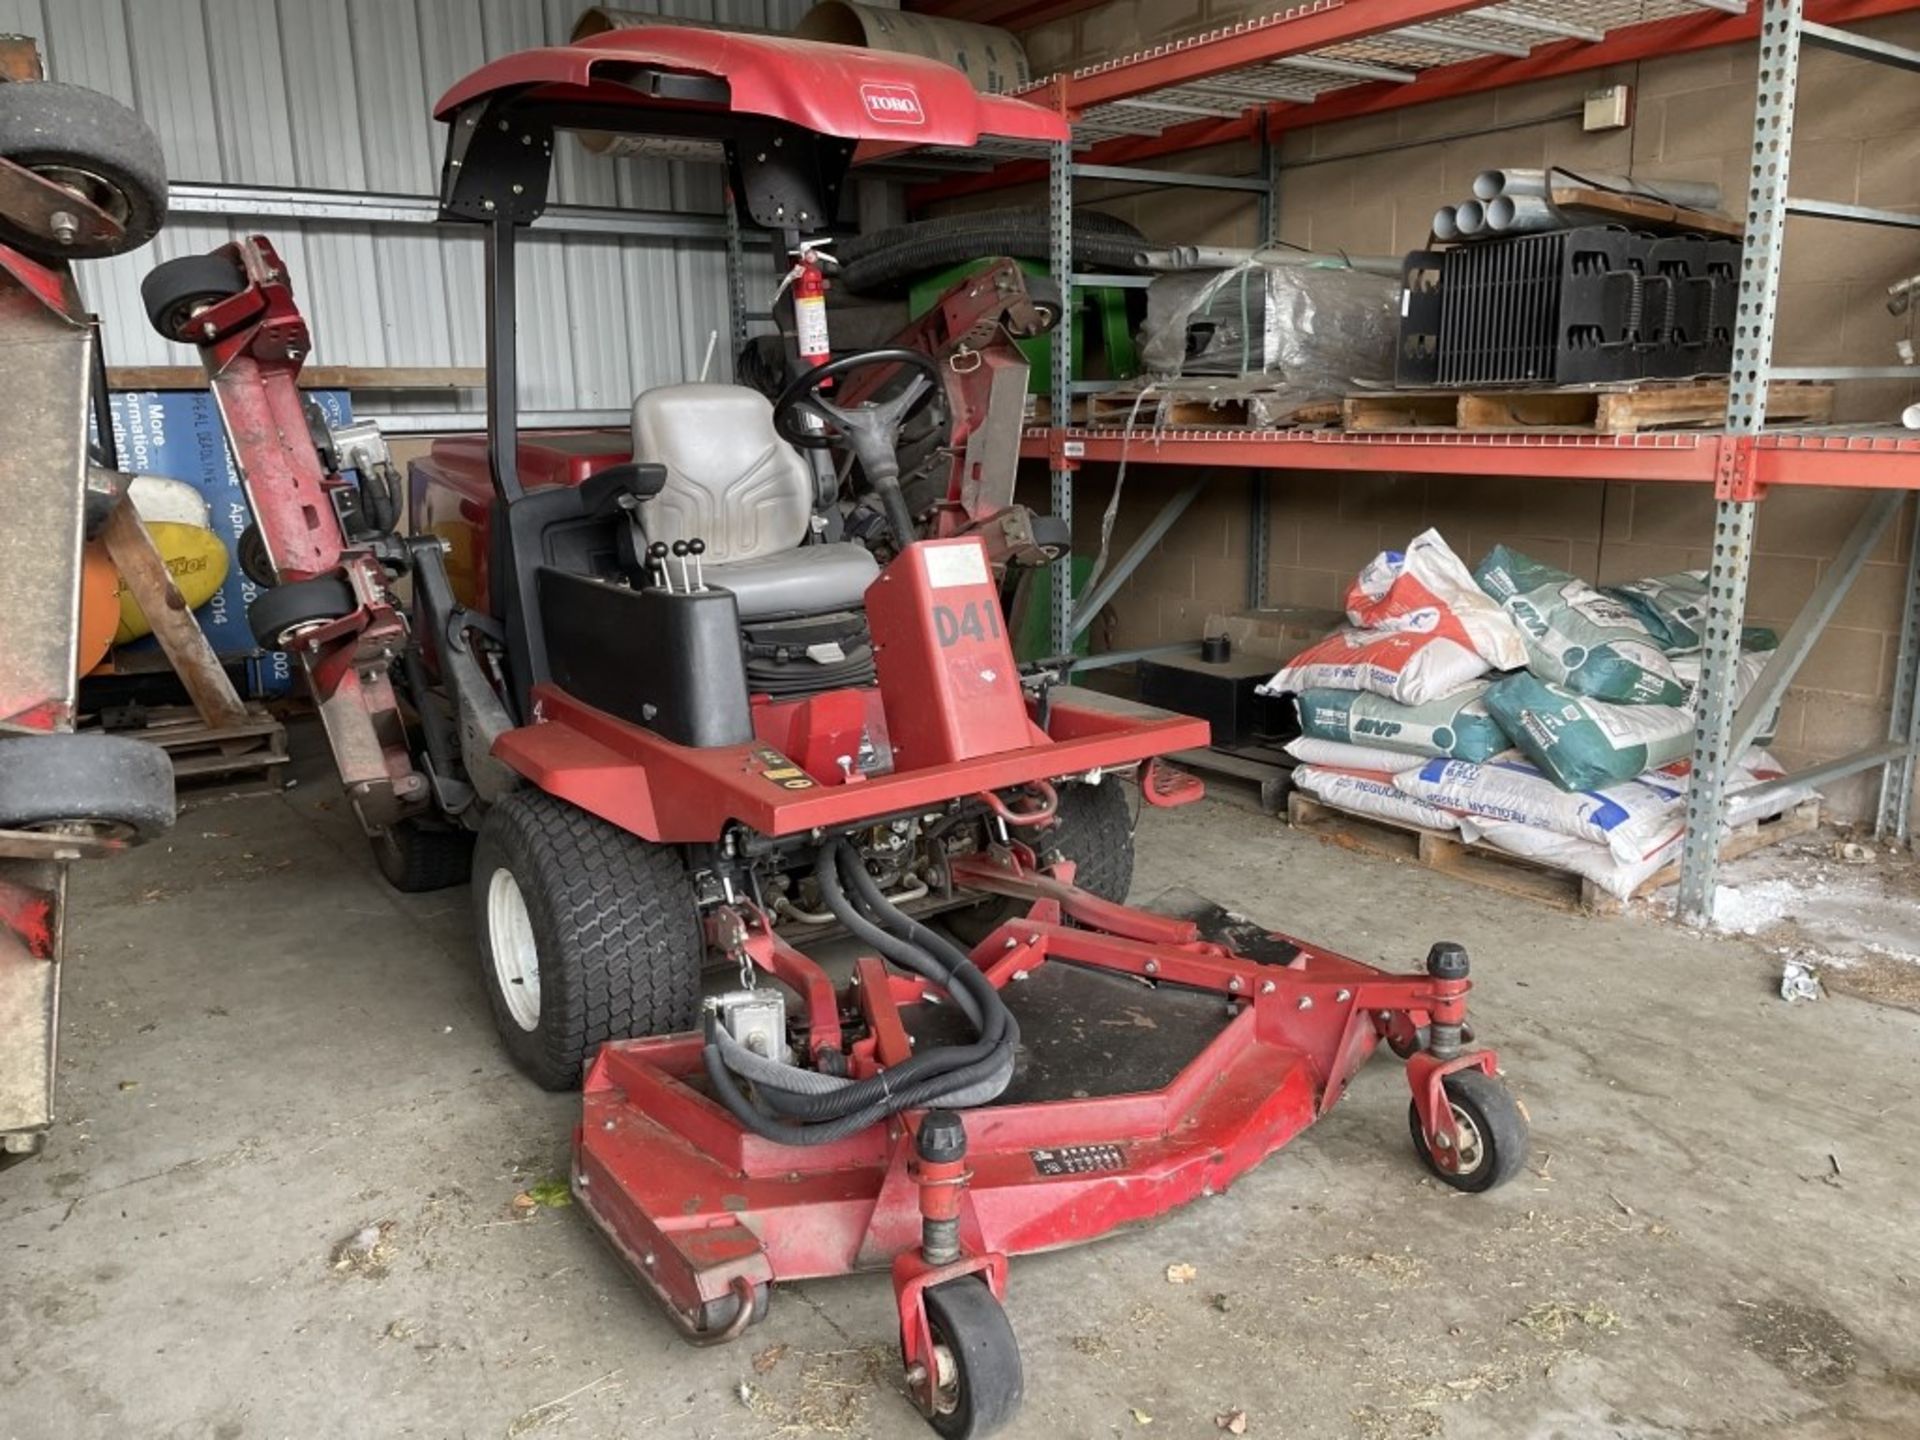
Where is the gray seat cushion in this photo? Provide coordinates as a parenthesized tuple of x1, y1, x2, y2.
(705, 543, 879, 621)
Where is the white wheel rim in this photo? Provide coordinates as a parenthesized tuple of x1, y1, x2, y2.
(1449, 1102, 1486, 1174)
(487, 867, 541, 1032)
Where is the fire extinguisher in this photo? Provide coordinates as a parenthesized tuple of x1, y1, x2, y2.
(778, 239, 835, 381)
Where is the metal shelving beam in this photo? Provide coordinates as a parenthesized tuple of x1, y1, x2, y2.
(1068, 163, 1270, 192)
(1785, 197, 1920, 227)
(1879, 499, 1920, 840)
(1802, 17, 1920, 67)
(1049, 138, 1075, 658)
(1681, 0, 1802, 924)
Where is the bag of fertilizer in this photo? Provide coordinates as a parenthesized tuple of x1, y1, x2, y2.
(1284, 736, 1430, 774)
(1393, 755, 1689, 862)
(1473, 545, 1688, 705)
(1295, 682, 1510, 762)
(1471, 750, 1814, 900)
(1291, 765, 1462, 832)
(1484, 672, 1695, 790)
(1263, 627, 1489, 706)
(1346, 529, 1529, 669)
(1602, 571, 1710, 652)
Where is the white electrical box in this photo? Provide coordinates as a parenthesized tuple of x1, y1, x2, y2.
(1583, 84, 1632, 132)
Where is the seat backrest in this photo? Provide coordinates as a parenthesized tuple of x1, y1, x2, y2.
(630, 383, 814, 563)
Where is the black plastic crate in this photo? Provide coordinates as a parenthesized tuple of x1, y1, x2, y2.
(1397, 225, 1739, 389)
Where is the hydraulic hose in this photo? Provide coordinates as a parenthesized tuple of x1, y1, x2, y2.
(701, 839, 1020, 1146)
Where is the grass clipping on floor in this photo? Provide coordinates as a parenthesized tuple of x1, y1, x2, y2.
(740, 1344, 895, 1436)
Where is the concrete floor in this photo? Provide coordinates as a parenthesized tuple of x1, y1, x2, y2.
(4, 739, 1918, 1440)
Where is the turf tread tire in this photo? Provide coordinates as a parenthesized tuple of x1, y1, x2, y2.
(371, 820, 473, 894)
(473, 790, 703, 1090)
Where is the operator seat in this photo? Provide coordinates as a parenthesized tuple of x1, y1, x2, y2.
(630, 383, 877, 621)
(630, 383, 879, 699)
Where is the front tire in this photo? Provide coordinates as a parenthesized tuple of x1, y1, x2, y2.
(472, 790, 704, 1090)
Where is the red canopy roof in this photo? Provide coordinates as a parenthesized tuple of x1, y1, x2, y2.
(434, 26, 1068, 148)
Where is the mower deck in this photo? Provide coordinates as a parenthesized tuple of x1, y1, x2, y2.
(573, 864, 1507, 1355)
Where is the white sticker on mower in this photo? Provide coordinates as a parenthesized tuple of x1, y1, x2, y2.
(924, 544, 990, 589)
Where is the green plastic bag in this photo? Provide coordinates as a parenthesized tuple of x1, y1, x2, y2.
(1474, 545, 1688, 706)
(1295, 682, 1509, 762)
(1603, 571, 1710, 652)
(1484, 672, 1695, 791)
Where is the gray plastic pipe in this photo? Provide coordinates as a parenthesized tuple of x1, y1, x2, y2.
(1454, 199, 1487, 236)
(1131, 244, 1404, 276)
(1475, 166, 1722, 211)
(1432, 204, 1460, 241)
(1485, 193, 1565, 234)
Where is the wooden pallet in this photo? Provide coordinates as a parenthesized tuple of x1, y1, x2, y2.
(1342, 379, 1833, 435)
(1286, 791, 1821, 914)
(1088, 386, 1343, 430)
(96, 704, 290, 789)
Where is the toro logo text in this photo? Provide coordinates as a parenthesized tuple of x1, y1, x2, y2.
(860, 83, 926, 126)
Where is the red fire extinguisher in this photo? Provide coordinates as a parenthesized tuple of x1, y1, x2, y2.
(780, 239, 834, 382)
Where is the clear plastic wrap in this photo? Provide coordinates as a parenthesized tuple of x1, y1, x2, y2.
(1138, 260, 1400, 387)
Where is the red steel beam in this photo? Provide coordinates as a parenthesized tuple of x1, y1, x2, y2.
(1020, 430, 1724, 484)
(1017, 429, 1920, 491)
(906, 0, 1920, 209)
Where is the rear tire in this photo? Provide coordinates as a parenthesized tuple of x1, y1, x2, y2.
(370, 819, 473, 893)
(472, 790, 705, 1090)
(946, 779, 1134, 946)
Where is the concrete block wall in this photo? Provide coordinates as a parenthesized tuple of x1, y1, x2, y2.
(1008, 6, 1920, 825)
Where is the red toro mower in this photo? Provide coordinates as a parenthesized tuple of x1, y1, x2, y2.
(142, 27, 1528, 1437)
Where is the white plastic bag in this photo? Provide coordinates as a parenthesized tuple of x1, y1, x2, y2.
(1264, 627, 1490, 706)
(1393, 756, 1688, 863)
(1285, 736, 1430, 774)
(1292, 765, 1462, 831)
(1347, 529, 1530, 670)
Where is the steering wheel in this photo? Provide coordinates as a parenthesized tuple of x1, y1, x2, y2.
(772, 348, 944, 546)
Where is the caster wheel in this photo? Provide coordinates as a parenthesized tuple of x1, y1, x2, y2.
(0, 81, 167, 259)
(919, 1277, 1023, 1439)
(1408, 1068, 1529, 1194)
(0, 732, 174, 843)
(247, 574, 354, 650)
(237, 521, 276, 589)
(141, 253, 247, 342)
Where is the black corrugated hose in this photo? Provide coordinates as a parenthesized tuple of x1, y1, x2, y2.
(701, 838, 1019, 1146)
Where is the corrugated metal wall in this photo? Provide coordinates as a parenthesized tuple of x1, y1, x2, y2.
(0, 0, 810, 424)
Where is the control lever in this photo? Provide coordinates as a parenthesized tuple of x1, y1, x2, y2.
(670, 539, 692, 592)
(687, 537, 707, 591)
(648, 540, 671, 592)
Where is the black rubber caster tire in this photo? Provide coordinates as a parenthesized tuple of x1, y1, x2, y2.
(237, 520, 275, 589)
(141, 252, 247, 341)
(0, 81, 167, 259)
(921, 1276, 1023, 1439)
(472, 789, 705, 1090)
(0, 732, 174, 842)
(370, 819, 473, 894)
(947, 779, 1133, 946)
(247, 574, 354, 650)
(1408, 1069, 1530, 1194)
